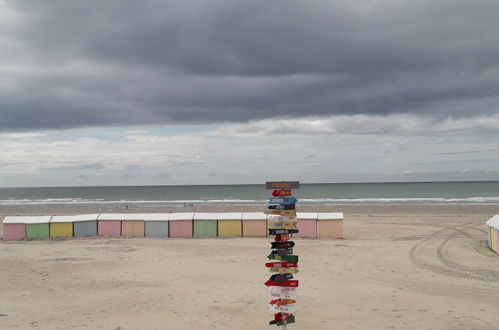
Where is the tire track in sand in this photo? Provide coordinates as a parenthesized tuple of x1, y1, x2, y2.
(409, 224, 499, 283)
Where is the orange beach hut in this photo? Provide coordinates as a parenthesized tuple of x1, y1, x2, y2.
(317, 212, 344, 238)
(242, 212, 267, 237)
(121, 214, 145, 237)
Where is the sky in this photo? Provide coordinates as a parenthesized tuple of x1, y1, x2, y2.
(1, 0, 499, 187)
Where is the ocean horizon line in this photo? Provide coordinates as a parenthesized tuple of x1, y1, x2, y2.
(2, 179, 499, 189)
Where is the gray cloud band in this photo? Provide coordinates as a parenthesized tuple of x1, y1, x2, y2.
(1, 0, 499, 131)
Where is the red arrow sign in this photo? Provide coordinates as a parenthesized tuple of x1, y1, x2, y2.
(265, 261, 298, 268)
(265, 280, 299, 287)
(272, 190, 292, 197)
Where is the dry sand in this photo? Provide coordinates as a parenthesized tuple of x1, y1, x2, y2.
(1, 204, 499, 329)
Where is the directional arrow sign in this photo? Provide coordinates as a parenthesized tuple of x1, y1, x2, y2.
(268, 228, 299, 235)
(268, 286, 298, 294)
(270, 292, 298, 300)
(272, 190, 292, 197)
(267, 220, 297, 230)
(269, 299, 296, 306)
(267, 254, 299, 262)
(270, 248, 293, 256)
(268, 197, 298, 205)
(265, 261, 298, 268)
(269, 273, 294, 282)
(269, 267, 299, 274)
(269, 304, 297, 314)
(268, 204, 295, 210)
(264, 210, 297, 216)
(271, 241, 295, 249)
(267, 215, 297, 221)
(264, 279, 299, 287)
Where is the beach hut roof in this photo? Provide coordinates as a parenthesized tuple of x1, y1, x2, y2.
(297, 212, 318, 220)
(98, 213, 131, 220)
(2, 216, 29, 224)
(193, 212, 219, 220)
(22, 216, 52, 224)
(317, 212, 344, 220)
(50, 214, 99, 222)
(488, 215, 499, 230)
(50, 215, 74, 223)
(242, 212, 267, 220)
(486, 215, 499, 226)
(121, 214, 149, 220)
(168, 212, 194, 221)
(217, 212, 243, 220)
(142, 213, 170, 221)
(73, 214, 100, 222)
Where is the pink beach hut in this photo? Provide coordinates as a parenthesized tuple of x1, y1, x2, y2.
(317, 212, 344, 238)
(2, 216, 27, 241)
(294, 212, 318, 238)
(242, 212, 268, 237)
(97, 214, 123, 236)
(168, 212, 194, 238)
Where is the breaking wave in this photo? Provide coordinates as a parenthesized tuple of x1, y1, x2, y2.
(1, 197, 499, 205)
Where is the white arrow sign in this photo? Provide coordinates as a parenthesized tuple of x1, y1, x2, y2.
(268, 286, 298, 294)
(269, 304, 298, 314)
(270, 292, 299, 300)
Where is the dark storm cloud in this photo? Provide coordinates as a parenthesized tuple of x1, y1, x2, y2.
(1, 0, 499, 130)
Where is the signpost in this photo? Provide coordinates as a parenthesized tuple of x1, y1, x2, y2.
(265, 181, 300, 328)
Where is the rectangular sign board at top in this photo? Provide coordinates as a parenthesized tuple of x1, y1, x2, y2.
(265, 181, 300, 190)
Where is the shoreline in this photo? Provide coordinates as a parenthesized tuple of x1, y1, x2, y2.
(2, 202, 499, 217)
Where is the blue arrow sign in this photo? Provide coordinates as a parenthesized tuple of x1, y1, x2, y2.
(268, 196, 298, 205)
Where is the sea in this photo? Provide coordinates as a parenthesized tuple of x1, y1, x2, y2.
(0, 181, 499, 206)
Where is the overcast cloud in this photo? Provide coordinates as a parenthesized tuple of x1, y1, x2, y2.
(1, 0, 499, 130)
(1, 1, 498, 185)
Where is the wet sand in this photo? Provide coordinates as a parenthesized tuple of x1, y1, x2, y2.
(1, 204, 499, 329)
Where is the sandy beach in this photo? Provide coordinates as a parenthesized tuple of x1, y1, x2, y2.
(1, 204, 499, 329)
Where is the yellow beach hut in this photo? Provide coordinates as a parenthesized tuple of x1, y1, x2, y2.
(50, 215, 74, 238)
(217, 212, 243, 237)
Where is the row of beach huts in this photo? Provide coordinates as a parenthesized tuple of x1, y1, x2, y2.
(2, 212, 343, 241)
